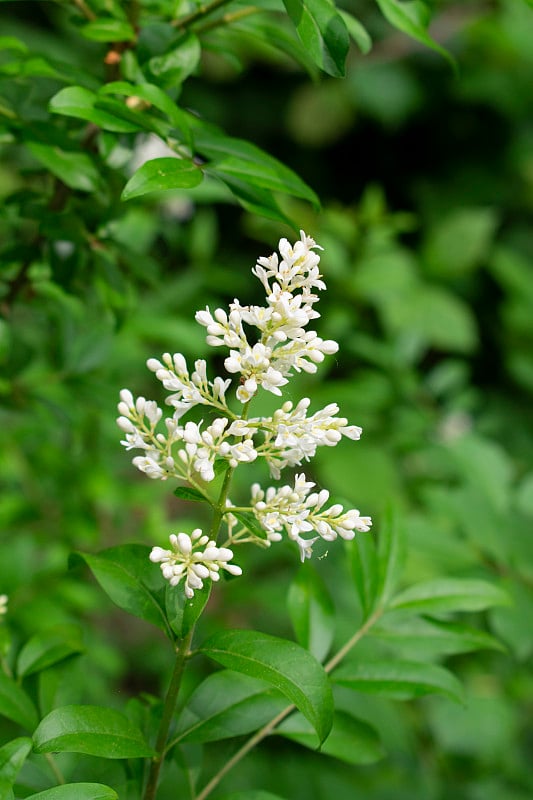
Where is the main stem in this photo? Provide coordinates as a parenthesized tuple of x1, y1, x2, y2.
(143, 627, 194, 800)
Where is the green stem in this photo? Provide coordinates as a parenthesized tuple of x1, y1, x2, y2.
(172, 0, 235, 29)
(195, 6, 260, 34)
(194, 605, 385, 800)
(45, 753, 66, 785)
(143, 628, 195, 800)
(72, 0, 97, 21)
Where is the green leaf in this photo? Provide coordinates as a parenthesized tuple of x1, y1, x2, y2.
(371, 617, 505, 657)
(0, 737, 32, 796)
(376, 506, 406, 608)
(148, 34, 201, 86)
(80, 19, 136, 42)
(332, 660, 463, 703)
(338, 10, 372, 54)
(100, 81, 191, 140)
(174, 670, 286, 743)
(24, 139, 101, 193)
(33, 705, 155, 758)
(0, 671, 39, 730)
(25, 785, 118, 800)
(199, 629, 333, 743)
(208, 172, 292, 225)
(173, 486, 207, 503)
(277, 710, 384, 764)
(349, 533, 379, 618)
(375, 0, 456, 70)
(282, 0, 350, 77)
(231, 510, 268, 541)
(287, 565, 335, 662)
(71, 545, 170, 637)
(122, 157, 203, 200)
(200, 134, 318, 208)
(390, 578, 511, 615)
(49, 86, 141, 133)
(166, 579, 211, 638)
(17, 624, 85, 678)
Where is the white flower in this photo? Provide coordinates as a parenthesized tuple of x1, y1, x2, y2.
(0, 594, 7, 617)
(150, 530, 242, 598)
(251, 473, 372, 560)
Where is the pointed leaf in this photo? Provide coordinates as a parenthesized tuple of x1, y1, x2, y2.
(80, 19, 136, 42)
(0, 671, 39, 730)
(71, 545, 171, 637)
(33, 705, 155, 758)
(122, 157, 203, 200)
(166, 579, 211, 638)
(332, 660, 463, 702)
(375, 0, 456, 70)
(17, 624, 85, 678)
(277, 710, 384, 764)
(0, 737, 32, 795)
(25, 783, 118, 799)
(376, 506, 406, 607)
(390, 578, 510, 614)
(173, 486, 207, 503)
(148, 33, 201, 86)
(199, 629, 333, 743)
(49, 86, 141, 132)
(287, 565, 335, 661)
(372, 617, 505, 657)
(175, 670, 286, 743)
(338, 11, 372, 54)
(231, 510, 268, 541)
(282, 0, 350, 77)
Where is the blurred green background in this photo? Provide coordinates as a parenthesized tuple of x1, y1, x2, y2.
(1, 0, 533, 798)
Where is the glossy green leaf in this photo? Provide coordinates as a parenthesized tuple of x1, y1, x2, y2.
(174, 670, 286, 743)
(332, 660, 463, 702)
(71, 545, 170, 637)
(282, 0, 350, 77)
(390, 578, 510, 615)
(26, 784, 118, 799)
(375, 0, 456, 70)
(49, 86, 141, 133)
(17, 624, 85, 678)
(338, 10, 372, 53)
(100, 81, 191, 138)
(80, 19, 136, 42)
(173, 486, 207, 503)
(201, 135, 318, 207)
(0, 671, 39, 730)
(148, 34, 200, 86)
(277, 710, 384, 764)
(166, 579, 211, 638)
(207, 172, 292, 225)
(199, 629, 333, 743)
(287, 565, 335, 661)
(33, 705, 155, 758)
(122, 157, 203, 200)
(376, 506, 406, 608)
(231, 510, 268, 541)
(0, 737, 32, 795)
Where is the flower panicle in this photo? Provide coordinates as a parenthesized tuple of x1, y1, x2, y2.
(118, 231, 372, 596)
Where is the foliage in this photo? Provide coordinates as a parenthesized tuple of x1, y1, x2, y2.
(1, 0, 533, 799)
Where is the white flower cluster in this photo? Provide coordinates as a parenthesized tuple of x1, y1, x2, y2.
(0, 594, 7, 617)
(251, 474, 372, 562)
(150, 530, 242, 599)
(119, 231, 372, 595)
